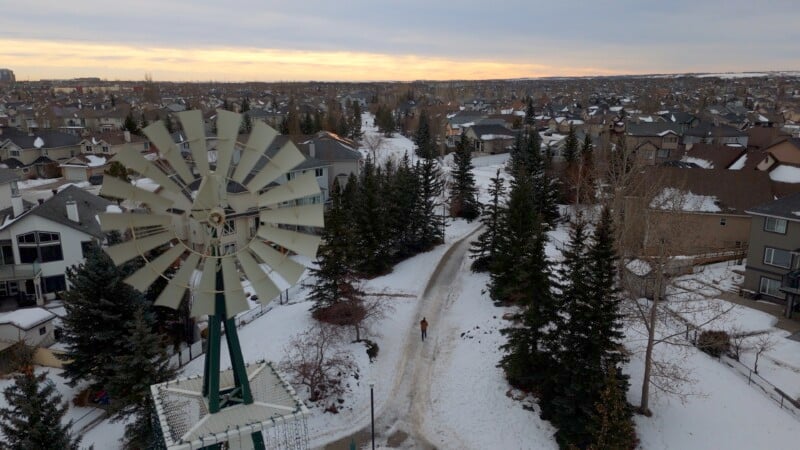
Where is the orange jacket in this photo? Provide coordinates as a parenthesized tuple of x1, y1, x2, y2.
(420, 319, 428, 331)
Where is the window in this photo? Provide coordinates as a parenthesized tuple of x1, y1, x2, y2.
(657, 148, 669, 158)
(102, 145, 110, 153)
(143, 142, 150, 150)
(39, 326, 47, 336)
(759, 277, 783, 298)
(43, 274, 66, 293)
(81, 241, 93, 258)
(10, 181, 18, 196)
(85, 145, 92, 152)
(720, 217, 727, 226)
(286, 172, 294, 181)
(22, 168, 29, 174)
(10, 149, 19, 157)
(315, 168, 324, 177)
(764, 247, 792, 268)
(17, 232, 63, 263)
(764, 217, 787, 234)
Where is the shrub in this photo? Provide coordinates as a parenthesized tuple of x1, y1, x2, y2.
(697, 330, 730, 358)
(364, 340, 379, 362)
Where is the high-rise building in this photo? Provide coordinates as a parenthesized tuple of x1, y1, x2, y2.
(0, 69, 16, 83)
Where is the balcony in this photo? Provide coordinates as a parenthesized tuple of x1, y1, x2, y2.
(0, 262, 41, 282)
(780, 269, 800, 296)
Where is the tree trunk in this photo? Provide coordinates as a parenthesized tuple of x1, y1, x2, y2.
(639, 270, 662, 417)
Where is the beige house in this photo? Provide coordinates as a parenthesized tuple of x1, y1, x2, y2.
(626, 122, 681, 165)
(0, 128, 81, 178)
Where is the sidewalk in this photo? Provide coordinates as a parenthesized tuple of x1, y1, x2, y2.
(718, 291, 800, 336)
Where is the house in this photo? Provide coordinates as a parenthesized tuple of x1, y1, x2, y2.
(59, 154, 110, 182)
(683, 123, 749, 148)
(0, 128, 82, 178)
(296, 131, 362, 191)
(754, 138, 800, 197)
(741, 192, 800, 317)
(464, 124, 516, 154)
(626, 122, 681, 164)
(0, 185, 112, 305)
(79, 130, 149, 156)
(625, 167, 773, 258)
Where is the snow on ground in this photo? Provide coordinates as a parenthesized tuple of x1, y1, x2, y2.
(358, 113, 416, 166)
(17, 177, 61, 189)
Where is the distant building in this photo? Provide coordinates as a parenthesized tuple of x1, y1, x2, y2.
(0, 69, 14, 84)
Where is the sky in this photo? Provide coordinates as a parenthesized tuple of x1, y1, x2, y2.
(2, 0, 799, 82)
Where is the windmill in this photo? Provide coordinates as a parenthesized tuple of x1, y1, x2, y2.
(99, 110, 322, 449)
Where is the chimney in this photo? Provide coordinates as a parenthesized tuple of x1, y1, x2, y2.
(66, 199, 79, 223)
(309, 141, 316, 158)
(124, 130, 131, 143)
(11, 194, 22, 218)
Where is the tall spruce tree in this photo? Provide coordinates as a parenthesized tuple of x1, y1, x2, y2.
(525, 97, 536, 126)
(414, 109, 436, 159)
(588, 366, 638, 450)
(59, 243, 145, 388)
(107, 306, 176, 448)
(562, 126, 579, 166)
(123, 112, 139, 134)
(350, 101, 363, 140)
(308, 179, 357, 310)
(469, 169, 506, 272)
(386, 153, 421, 256)
(0, 370, 81, 450)
(414, 156, 445, 251)
(448, 134, 480, 221)
(352, 158, 391, 275)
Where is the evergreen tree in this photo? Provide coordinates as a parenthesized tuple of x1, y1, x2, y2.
(469, 169, 506, 272)
(414, 109, 436, 159)
(350, 101, 363, 140)
(525, 96, 535, 126)
(300, 113, 314, 135)
(241, 112, 253, 134)
(279, 116, 290, 135)
(123, 112, 139, 134)
(241, 97, 250, 113)
(0, 369, 81, 450)
(308, 179, 357, 309)
(222, 98, 230, 111)
(352, 159, 391, 275)
(588, 366, 638, 450)
(107, 307, 176, 448)
(59, 244, 145, 389)
(563, 126, 579, 165)
(375, 104, 395, 137)
(578, 133, 596, 203)
(385, 153, 420, 257)
(448, 133, 480, 221)
(414, 156, 445, 250)
(139, 113, 149, 132)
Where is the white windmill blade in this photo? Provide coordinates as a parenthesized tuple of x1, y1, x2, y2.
(176, 110, 209, 175)
(237, 251, 281, 305)
(249, 240, 306, 286)
(98, 212, 173, 231)
(245, 141, 306, 193)
(231, 121, 278, 184)
(155, 253, 200, 309)
(260, 204, 324, 228)
(192, 258, 218, 318)
(99, 176, 174, 213)
(191, 175, 221, 220)
(106, 231, 174, 266)
(113, 149, 190, 208)
(142, 121, 195, 183)
(214, 109, 241, 179)
(124, 244, 185, 293)
(257, 225, 321, 259)
(221, 257, 249, 318)
(257, 171, 321, 207)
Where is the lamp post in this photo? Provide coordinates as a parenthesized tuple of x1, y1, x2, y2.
(369, 381, 375, 450)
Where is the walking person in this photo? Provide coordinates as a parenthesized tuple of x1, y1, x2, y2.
(420, 317, 428, 342)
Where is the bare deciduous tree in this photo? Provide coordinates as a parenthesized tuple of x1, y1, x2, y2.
(753, 333, 775, 374)
(280, 324, 355, 403)
(362, 133, 385, 162)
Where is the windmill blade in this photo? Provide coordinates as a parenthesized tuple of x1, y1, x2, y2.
(231, 121, 278, 184)
(246, 141, 305, 193)
(113, 149, 190, 208)
(105, 231, 174, 266)
(176, 110, 209, 175)
(155, 253, 200, 309)
(249, 240, 306, 286)
(190, 175, 221, 220)
(98, 212, 173, 231)
(100, 176, 175, 212)
(257, 225, 321, 259)
(257, 171, 321, 207)
(192, 257, 218, 318)
(237, 251, 281, 305)
(221, 257, 249, 318)
(214, 109, 241, 179)
(142, 121, 195, 183)
(124, 244, 185, 293)
(260, 204, 324, 228)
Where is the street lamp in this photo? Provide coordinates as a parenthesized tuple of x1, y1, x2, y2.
(369, 381, 375, 450)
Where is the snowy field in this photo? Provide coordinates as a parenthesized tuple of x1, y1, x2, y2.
(4, 149, 800, 449)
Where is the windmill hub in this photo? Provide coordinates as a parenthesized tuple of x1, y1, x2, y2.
(208, 207, 226, 226)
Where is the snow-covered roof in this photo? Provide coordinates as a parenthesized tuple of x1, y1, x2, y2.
(650, 187, 722, 212)
(0, 307, 55, 330)
(768, 165, 800, 183)
(681, 156, 714, 169)
(728, 154, 747, 170)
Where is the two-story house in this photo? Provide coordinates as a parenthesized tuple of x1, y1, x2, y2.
(0, 128, 82, 178)
(742, 192, 800, 317)
(626, 122, 681, 165)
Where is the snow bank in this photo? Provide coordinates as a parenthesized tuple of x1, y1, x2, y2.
(650, 187, 721, 212)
